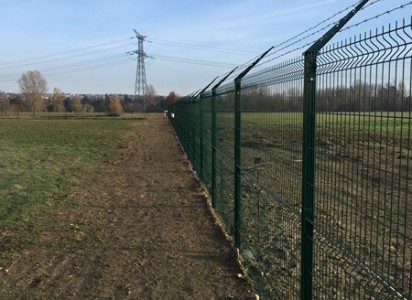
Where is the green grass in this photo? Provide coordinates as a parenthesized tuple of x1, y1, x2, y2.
(0, 118, 140, 264)
(0, 111, 156, 119)
(208, 112, 410, 138)
(316, 112, 411, 138)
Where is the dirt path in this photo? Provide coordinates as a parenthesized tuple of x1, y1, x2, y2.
(0, 117, 255, 299)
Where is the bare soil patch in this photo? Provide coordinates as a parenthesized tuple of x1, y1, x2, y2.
(0, 117, 255, 299)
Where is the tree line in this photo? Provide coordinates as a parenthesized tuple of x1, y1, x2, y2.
(0, 70, 179, 117)
(238, 80, 411, 112)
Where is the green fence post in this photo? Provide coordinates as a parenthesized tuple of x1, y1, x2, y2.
(199, 96, 203, 178)
(211, 88, 217, 208)
(300, 2, 369, 299)
(198, 78, 218, 181)
(301, 50, 317, 300)
(234, 47, 273, 248)
(234, 78, 242, 248)
(185, 91, 198, 165)
(211, 69, 237, 208)
(192, 101, 195, 164)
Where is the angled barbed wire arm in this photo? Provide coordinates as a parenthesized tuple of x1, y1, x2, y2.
(234, 46, 275, 85)
(212, 67, 239, 94)
(199, 76, 219, 98)
(186, 89, 201, 103)
(301, 1, 370, 300)
(233, 46, 274, 248)
(306, 0, 370, 55)
(197, 76, 219, 182)
(211, 67, 239, 208)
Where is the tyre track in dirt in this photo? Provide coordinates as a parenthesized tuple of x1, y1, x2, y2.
(0, 117, 255, 299)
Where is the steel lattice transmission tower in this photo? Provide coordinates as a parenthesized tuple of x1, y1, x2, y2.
(133, 29, 148, 102)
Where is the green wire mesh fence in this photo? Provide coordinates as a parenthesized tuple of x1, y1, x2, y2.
(312, 18, 412, 299)
(168, 16, 411, 299)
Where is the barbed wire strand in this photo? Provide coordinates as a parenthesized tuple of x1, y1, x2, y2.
(257, 0, 411, 67)
(266, 0, 385, 60)
(187, 0, 411, 95)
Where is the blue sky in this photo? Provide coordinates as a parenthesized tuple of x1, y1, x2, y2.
(0, 0, 410, 96)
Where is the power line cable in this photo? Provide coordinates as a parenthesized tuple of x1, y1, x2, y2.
(149, 53, 237, 68)
(0, 43, 135, 71)
(149, 38, 259, 56)
(42, 58, 131, 78)
(0, 37, 134, 67)
(0, 34, 260, 85)
(0, 49, 241, 83)
(0, 53, 132, 82)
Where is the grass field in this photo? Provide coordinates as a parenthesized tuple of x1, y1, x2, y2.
(0, 118, 141, 266)
(0, 111, 152, 119)
(210, 111, 411, 139)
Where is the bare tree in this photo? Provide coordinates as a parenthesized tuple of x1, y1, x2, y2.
(71, 96, 84, 116)
(0, 91, 9, 117)
(51, 87, 65, 113)
(147, 84, 156, 107)
(17, 70, 48, 117)
(109, 96, 123, 115)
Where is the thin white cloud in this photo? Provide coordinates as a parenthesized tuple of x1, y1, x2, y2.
(252, 0, 340, 21)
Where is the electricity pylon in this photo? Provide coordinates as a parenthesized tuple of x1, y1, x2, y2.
(133, 29, 148, 110)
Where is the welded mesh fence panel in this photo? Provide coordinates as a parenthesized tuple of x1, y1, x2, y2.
(313, 20, 412, 299)
(168, 16, 412, 300)
(171, 100, 201, 173)
(200, 92, 213, 191)
(190, 101, 201, 173)
(214, 86, 236, 231)
(239, 58, 304, 299)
